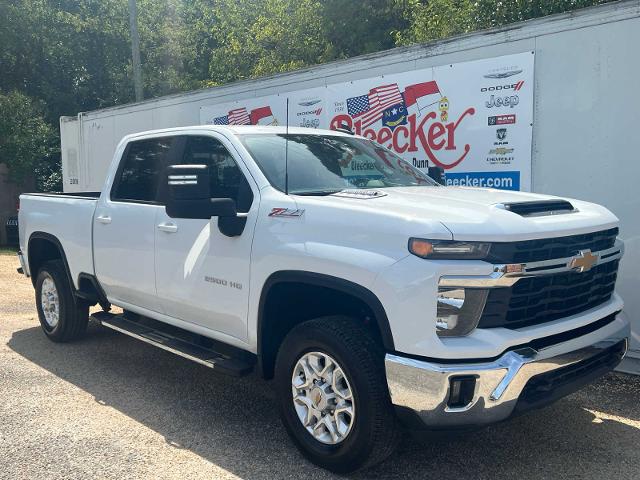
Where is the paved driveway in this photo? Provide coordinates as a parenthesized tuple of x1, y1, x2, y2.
(1, 253, 638, 479)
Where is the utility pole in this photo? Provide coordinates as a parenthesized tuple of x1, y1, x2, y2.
(128, 0, 143, 102)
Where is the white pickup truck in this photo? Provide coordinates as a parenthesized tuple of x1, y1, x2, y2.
(18, 126, 629, 473)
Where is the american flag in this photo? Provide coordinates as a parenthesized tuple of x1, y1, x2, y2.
(213, 115, 229, 125)
(228, 107, 251, 125)
(346, 84, 404, 128)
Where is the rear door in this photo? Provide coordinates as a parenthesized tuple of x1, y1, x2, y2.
(154, 133, 258, 341)
(93, 136, 178, 311)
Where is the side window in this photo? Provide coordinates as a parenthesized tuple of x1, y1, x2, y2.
(112, 137, 174, 202)
(181, 136, 254, 213)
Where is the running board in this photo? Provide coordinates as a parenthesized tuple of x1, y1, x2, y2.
(91, 311, 254, 376)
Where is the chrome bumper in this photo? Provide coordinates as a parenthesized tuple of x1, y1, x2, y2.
(385, 318, 629, 428)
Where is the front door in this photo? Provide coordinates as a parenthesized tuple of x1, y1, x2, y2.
(94, 136, 177, 311)
(154, 134, 258, 342)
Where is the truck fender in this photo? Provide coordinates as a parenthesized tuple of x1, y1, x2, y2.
(256, 270, 395, 377)
(27, 231, 109, 309)
(27, 232, 75, 290)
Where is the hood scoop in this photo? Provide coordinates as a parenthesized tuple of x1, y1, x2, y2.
(499, 200, 576, 217)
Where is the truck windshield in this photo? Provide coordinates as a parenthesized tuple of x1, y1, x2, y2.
(239, 134, 438, 195)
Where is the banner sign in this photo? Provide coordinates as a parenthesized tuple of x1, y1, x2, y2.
(200, 52, 534, 191)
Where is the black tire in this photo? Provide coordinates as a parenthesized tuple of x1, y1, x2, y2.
(35, 259, 89, 342)
(274, 316, 399, 473)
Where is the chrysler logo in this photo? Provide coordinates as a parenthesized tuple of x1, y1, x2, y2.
(569, 250, 598, 273)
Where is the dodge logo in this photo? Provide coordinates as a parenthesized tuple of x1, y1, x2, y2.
(569, 250, 598, 273)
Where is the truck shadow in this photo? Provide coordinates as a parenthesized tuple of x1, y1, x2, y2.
(8, 322, 640, 480)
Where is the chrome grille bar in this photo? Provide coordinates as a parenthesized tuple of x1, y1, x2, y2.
(439, 240, 623, 288)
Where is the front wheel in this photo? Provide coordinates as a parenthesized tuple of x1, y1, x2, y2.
(35, 260, 89, 342)
(274, 316, 399, 473)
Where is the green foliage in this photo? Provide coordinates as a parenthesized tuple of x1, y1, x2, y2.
(0, 0, 133, 123)
(320, 0, 408, 59)
(203, 0, 407, 83)
(203, 0, 324, 82)
(0, 91, 57, 189)
(395, 0, 613, 45)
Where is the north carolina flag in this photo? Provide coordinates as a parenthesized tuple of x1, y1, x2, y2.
(250, 106, 277, 125)
(347, 84, 404, 128)
(403, 81, 441, 114)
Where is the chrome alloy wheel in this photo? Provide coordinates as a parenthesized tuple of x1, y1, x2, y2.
(40, 274, 60, 328)
(291, 351, 355, 445)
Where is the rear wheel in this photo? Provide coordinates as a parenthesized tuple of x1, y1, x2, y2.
(35, 260, 89, 342)
(274, 316, 399, 473)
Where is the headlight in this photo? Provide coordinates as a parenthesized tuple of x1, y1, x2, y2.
(408, 238, 491, 260)
(436, 287, 488, 337)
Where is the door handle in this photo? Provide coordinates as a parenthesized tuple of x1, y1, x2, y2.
(96, 215, 112, 224)
(157, 222, 178, 233)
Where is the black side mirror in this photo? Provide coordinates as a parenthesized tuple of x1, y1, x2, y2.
(165, 164, 247, 237)
(166, 164, 211, 219)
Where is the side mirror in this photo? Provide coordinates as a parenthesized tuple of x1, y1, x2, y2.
(165, 164, 211, 219)
(164, 164, 247, 237)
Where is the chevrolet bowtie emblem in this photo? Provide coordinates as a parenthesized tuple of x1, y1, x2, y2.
(569, 250, 598, 273)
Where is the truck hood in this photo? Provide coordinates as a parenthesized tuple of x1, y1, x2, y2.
(298, 186, 618, 241)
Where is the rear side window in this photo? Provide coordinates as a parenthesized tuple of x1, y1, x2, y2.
(180, 136, 253, 212)
(112, 137, 174, 202)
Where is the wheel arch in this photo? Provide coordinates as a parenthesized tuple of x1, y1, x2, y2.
(257, 270, 395, 379)
(27, 232, 74, 289)
(27, 232, 109, 310)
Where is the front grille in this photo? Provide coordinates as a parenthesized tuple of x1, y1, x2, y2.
(486, 228, 618, 264)
(479, 259, 619, 329)
(515, 340, 626, 413)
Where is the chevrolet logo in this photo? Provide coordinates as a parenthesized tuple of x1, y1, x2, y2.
(569, 250, 598, 273)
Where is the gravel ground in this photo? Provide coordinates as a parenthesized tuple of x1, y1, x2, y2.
(1, 253, 639, 479)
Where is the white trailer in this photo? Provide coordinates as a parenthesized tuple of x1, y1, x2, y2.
(59, 0, 640, 372)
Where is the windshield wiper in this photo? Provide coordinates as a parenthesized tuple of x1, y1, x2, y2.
(292, 189, 345, 196)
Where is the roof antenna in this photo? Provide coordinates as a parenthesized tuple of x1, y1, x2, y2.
(285, 97, 289, 195)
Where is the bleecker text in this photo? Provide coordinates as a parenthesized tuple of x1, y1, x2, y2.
(330, 108, 475, 169)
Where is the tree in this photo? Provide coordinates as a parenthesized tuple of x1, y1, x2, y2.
(200, 0, 408, 84)
(0, 91, 58, 191)
(0, 0, 133, 123)
(320, 0, 408, 59)
(395, 0, 614, 45)
(202, 0, 327, 83)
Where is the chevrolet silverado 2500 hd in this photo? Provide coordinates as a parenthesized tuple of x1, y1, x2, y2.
(18, 126, 629, 473)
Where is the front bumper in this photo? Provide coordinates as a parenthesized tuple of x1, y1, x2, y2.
(385, 315, 629, 428)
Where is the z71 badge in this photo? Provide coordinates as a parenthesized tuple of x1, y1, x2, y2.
(268, 207, 305, 217)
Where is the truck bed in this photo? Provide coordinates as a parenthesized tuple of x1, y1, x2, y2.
(19, 192, 98, 286)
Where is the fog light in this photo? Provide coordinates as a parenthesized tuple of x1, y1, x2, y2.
(436, 314, 458, 332)
(448, 376, 476, 409)
(437, 288, 488, 337)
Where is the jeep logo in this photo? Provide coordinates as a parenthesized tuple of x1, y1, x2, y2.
(486, 95, 519, 109)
